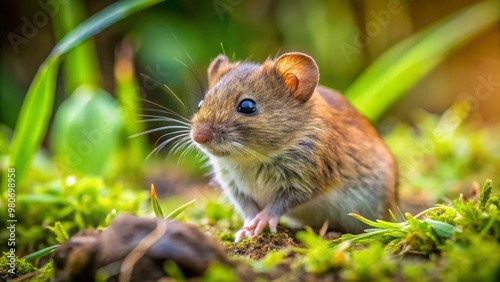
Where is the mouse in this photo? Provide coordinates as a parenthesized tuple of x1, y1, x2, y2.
(190, 52, 397, 242)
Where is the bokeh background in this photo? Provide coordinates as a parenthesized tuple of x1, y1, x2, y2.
(2, 0, 499, 128)
(0, 0, 499, 254)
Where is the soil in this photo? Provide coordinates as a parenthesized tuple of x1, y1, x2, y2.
(227, 226, 303, 260)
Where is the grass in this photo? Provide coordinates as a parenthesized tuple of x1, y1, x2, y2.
(1, 0, 499, 281)
(4, 0, 497, 190)
(3, 0, 167, 190)
(345, 0, 500, 121)
(8, 179, 498, 281)
(3, 108, 498, 280)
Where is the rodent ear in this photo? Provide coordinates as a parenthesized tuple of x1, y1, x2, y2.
(208, 55, 234, 89)
(274, 52, 319, 103)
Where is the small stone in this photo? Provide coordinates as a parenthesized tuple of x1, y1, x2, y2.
(53, 214, 229, 281)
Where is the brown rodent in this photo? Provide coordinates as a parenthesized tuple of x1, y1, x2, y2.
(190, 52, 397, 242)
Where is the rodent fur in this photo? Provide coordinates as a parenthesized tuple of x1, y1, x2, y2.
(191, 52, 397, 240)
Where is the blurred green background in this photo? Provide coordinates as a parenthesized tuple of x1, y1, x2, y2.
(2, 0, 499, 128)
(0, 0, 499, 255)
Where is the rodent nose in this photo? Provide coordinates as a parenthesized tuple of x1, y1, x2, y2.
(192, 123, 212, 144)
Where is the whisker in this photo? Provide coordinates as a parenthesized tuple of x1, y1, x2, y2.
(146, 145, 161, 160)
(147, 133, 190, 159)
(152, 131, 190, 148)
(141, 99, 190, 122)
(137, 115, 192, 127)
(179, 144, 193, 161)
(152, 135, 189, 156)
(200, 160, 211, 169)
(140, 74, 188, 111)
(141, 108, 192, 124)
(196, 150, 206, 161)
(173, 57, 206, 97)
(136, 119, 189, 127)
(166, 136, 192, 161)
(168, 26, 206, 97)
(170, 136, 193, 156)
(176, 140, 196, 165)
(131, 126, 190, 138)
(155, 132, 190, 147)
(190, 144, 203, 159)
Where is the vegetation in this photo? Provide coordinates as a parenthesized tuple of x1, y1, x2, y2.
(1, 0, 499, 281)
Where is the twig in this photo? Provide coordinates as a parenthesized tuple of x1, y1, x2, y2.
(119, 219, 168, 282)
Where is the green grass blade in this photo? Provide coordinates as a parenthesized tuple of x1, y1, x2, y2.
(8, 56, 58, 186)
(7, 0, 166, 186)
(151, 184, 165, 218)
(348, 213, 404, 229)
(52, 0, 101, 93)
(348, 213, 380, 227)
(17, 194, 70, 204)
(49, 0, 165, 59)
(347, 228, 395, 243)
(22, 245, 60, 262)
(345, 1, 500, 121)
(166, 199, 196, 220)
(389, 209, 398, 222)
(115, 44, 147, 178)
(375, 219, 405, 229)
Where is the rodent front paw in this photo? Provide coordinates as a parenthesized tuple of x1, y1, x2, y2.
(234, 212, 279, 243)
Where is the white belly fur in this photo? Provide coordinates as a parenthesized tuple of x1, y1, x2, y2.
(212, 157, 380, 233)
(284, 186, 380, 233)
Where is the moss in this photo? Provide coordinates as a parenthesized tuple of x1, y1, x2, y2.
(440, 235, 500, 281)
(32, 261, 54, 282)
(0, 252, 37, 278)
(341, 243, 396, 281)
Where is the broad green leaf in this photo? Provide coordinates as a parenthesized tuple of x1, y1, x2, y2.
(7, 0, 166, 186)
(425, 219, 461, 238)
(346, 1, 500, 121)
(50, 85, 122, 176)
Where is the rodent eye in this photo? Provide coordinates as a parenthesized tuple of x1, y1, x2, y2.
(238, 99, 257, 115)
(197, 100, 203, 109)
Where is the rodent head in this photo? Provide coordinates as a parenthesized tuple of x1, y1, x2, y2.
(191, 52, 319, 160)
